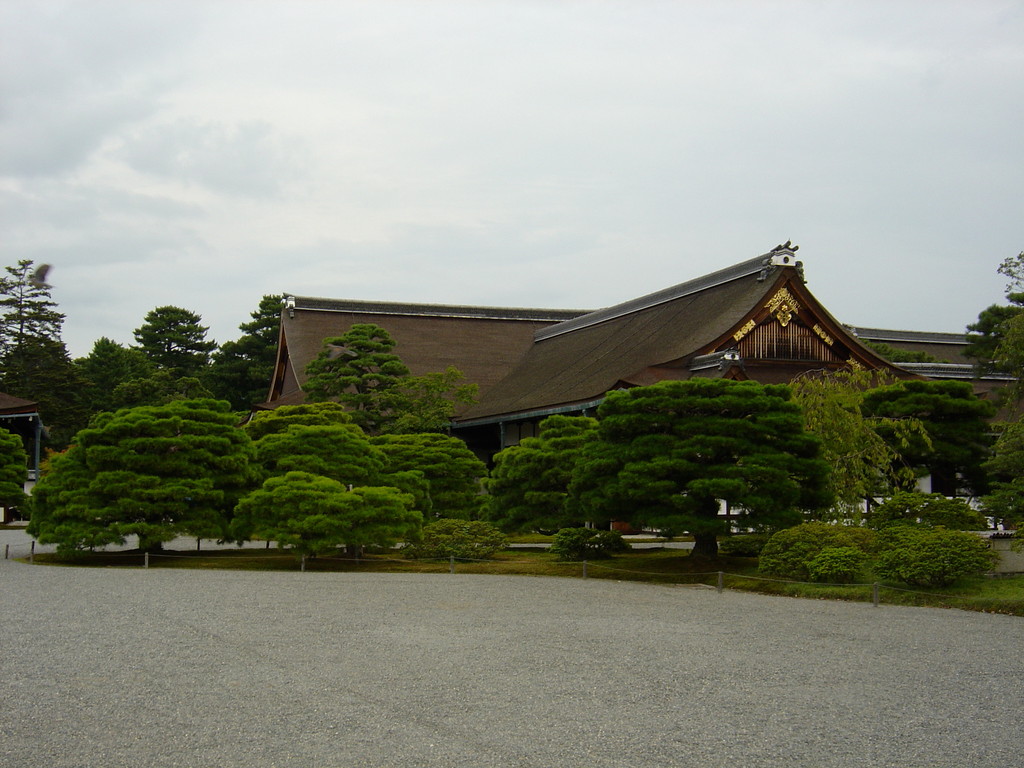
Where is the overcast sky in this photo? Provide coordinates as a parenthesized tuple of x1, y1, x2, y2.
(2, 1, 1022, 358)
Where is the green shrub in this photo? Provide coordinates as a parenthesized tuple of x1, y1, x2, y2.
(867, 491, 988, 531)
(758, 522, 877, 581)
(875, 527, 995, 587)
(805, 546, 868, 583)
(402, 518, 507, 560)
(549, 528, 629, 561)
(717, 533, 770, 557)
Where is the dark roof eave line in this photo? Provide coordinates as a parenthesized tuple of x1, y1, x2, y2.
(896, 362, 1018, 381)
(454, 397, 609, 428)
(284, 295, 587, 323)
(848, 326, 969, 345)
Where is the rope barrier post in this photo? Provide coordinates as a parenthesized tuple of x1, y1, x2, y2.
(144, 551, 149, 569)
(717, 571, 724, 594)
(873, 582, 879, 608)
(30, 540, 34, 564)
(449, 555, 455, 574)
(582, 560, 587, 578)
(301, 554, 306, 572)
(4, 543, 8, 559)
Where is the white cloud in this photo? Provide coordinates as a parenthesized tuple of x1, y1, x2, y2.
(0, 0, 1019, 358)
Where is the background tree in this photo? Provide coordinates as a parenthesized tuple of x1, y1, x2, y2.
(29, 399, 258, 552)
(861, 380, 995, 496)
(992, 311, 1024, 411)
(0, 428, 28, 510)
(485, 415, 598, 532)
(303, 323, 410, 433)
(981, 420, 1024, 527)
(205, 294, 282, 411)
(866, 490, 988, 531)
(569, 380, 833, 556)
(965, 250, 1024, 378)
(231, 471, 420, 559)
(0, 260, 87, 445)
(790, 368, 928, 517)
(382, 366, 478, 434)
(0, 260, 64, 367)
(370, 433, 487, 519)
(133, 305, 217, 377)
(74, 337, 154, 415)
(110, 371, 214, 410)
(862, 341, 943, 364)
(965, 302, 1023, 372)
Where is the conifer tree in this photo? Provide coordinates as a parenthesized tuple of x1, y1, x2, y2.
(486, 415, 598, 532)
(133, 305, 216, 377)
(0, 260, 86, 445)
(205, 294, 282, 410)
(74, 337, 154, 415)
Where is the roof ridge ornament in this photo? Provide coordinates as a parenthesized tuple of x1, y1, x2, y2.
(759, 241, 804, 282)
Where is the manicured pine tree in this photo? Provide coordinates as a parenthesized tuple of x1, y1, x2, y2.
(28, 399, 258, 553)
(231, 471, 420, 559)
(569, 379, 833, 556)
(485, 415, 598, 532)
(303, 323, 410, 434)
(370, 432, 488, 519)
(0, 428, 28, 510)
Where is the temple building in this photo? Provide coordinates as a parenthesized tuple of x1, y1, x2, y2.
(262, 245, 1008, 459)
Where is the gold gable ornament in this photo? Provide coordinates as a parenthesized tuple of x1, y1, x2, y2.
(732, 319, 756, 342)
(766, 287, 801, 328)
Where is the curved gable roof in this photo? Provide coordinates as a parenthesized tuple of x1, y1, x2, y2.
(461, 253, 796, 420)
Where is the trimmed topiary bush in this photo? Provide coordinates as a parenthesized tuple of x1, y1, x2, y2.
(875, 526, 995, 587)
(717, 533, 770, 557)
(550, 528, 629, 561)
(805, 546, 869, 583)
(402, 518, 507, 560)
(758, 522, 877, 581)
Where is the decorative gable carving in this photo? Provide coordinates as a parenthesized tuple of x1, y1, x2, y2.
(737, 319, 840, 363)
(766, 287, 801, 328)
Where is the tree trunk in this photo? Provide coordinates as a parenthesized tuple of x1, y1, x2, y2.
(691, 532, 719, 557)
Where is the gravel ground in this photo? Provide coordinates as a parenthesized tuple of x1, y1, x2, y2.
(1, 528, 1022, 768)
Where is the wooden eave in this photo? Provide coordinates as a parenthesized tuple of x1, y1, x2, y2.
(0, 392, 39, 416)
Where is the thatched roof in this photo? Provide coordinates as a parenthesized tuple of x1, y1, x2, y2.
(263, 297, 585, 408)
(459, 248, 910, 421)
